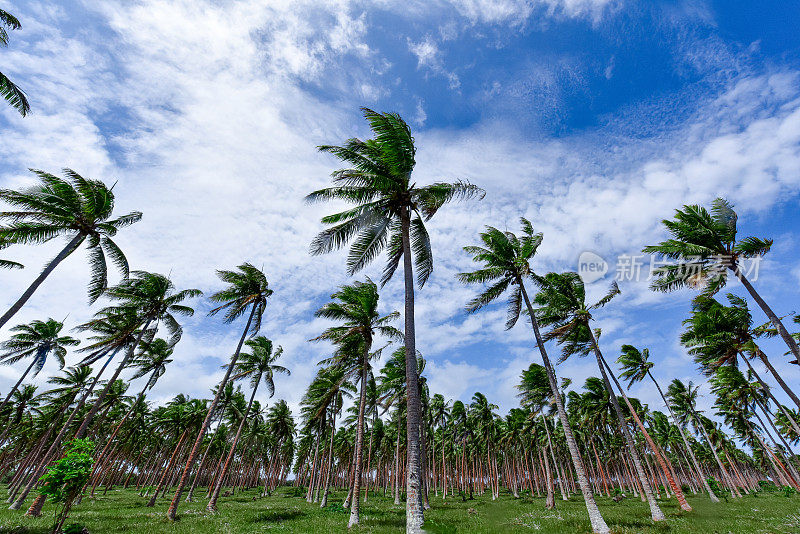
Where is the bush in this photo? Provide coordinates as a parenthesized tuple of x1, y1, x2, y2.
(782, 485, 796, 497)
(39, 439, 95, 533)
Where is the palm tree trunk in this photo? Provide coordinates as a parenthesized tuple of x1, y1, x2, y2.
(11, 344, 123, 512)
(0, 358, 37, 446)
(588, 331, 665, 522)
(167, 302, 257, 520)
(0, 234, 85, 330)
(600, 356, 692, 511)
(399, 208, 424, 533)
(348, 344, 369, 528)
(518, 280, 609, 534)
(207, 380, 259, 512)
(733, 267, 800, 365)
(147, 429, 189, 507)
(648, 372, 719, 502)
(320, 408, 337, 508)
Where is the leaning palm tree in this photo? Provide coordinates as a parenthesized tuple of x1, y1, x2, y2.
(0, 319, 78, 440)
(306, 107, 483, 533)
(311, 278, 400, 527)
(0, 9, 29, 116)
(207, 336, 289, 511)
(0, 169, 142, 329)
(618, 344, 719, 502)
(643, 198, 800, 365)
(10, 272, 198, 514)
(167, 263, 272, 520)
(533, 272, 667, 522)
(457, 218, 609, 533)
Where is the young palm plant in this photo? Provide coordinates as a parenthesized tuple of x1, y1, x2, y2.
(167, 263, 271, 520)
(0, 9, 29, 116)
(457, 218, 610, 533)
(0, 169, 142, 329)
(643, 198, 800, 366)
(533, 272, 667, 522)
(307, 108, 483, 533)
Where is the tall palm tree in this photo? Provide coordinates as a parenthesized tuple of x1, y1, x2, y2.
(681, 294, 800, 430)
(0, 9, 29, 116)
(307, 108, 483, 533)
(0, 169, 142, 329)
(207, 336, 289, 511)
(92, 337, 176, 473)
(311, 278, 400, 527)
(643, 198, 800, 364)
(73, 271, 199, 439)
(167, 263, 272, 520)
(457, 218, 609, 533)
(667, 378, 739, 498)
(10, 272, 198, 513)
(0, 318, 78, 427)
(618, 344, 719, 502)
(533, 272, 666, 522)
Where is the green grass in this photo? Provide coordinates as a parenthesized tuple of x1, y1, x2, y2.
(0, 486, 796, 533)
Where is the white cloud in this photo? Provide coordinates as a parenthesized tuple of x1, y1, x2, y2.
(0, 0, 799, 429)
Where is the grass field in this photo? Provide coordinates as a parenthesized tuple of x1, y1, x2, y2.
(0, 486, 796, 533)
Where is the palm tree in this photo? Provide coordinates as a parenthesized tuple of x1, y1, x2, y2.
(0, 9, 29, 116)
(667, 378, 740, 498)
(0, 169, 142, 329)
(10, 272, 198, 513)
(533, 272, 667, 522)
(0, 319, 78, 428)
(681, 294, 800, 430)
(618, 344, 719, 502)
(91, 338, 176, 474)
(307, 108, 483, 533)
(643, 198, 800, 365)
(457, 218, 609, 533)
(311, 278, 400, 527)
(73, 272, 199, 439)
(207, 336, 289, 511)
(167, 263, 272, 520)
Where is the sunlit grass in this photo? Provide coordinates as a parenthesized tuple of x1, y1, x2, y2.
(0, 486, 795, 533)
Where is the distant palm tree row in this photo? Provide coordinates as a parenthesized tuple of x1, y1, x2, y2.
(0, 108, 798, 534)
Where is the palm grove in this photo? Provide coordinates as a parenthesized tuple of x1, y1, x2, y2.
(1, 36, 800, 531)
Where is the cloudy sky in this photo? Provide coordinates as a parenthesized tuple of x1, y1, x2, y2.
(1, 0, 799, 426)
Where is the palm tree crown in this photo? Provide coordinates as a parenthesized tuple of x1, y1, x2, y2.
(306, 107, 484, 286)
(0, 9, 29, 116)
(232, 336, 290, 398)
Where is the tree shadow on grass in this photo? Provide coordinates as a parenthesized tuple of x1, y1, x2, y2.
(251, 509, 304, 523)
(0, 527, 51, 534)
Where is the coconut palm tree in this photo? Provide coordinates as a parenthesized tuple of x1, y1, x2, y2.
(312, 278, 399, 527)
(168, 263, 272, 520)
(0, 170, 142, 329)
(458, 218, 609, 533)
(533, 271, 666, 522)
(618, 344, 719, 502)
(0, 318, 78, 429)
(0, 9, 29, 116)
(307, 108, 483, 533)
(207, 336, 289, 511)
(91, 338, 176, 474)
(667, 378, 740, 497)
(643, 198, 800, 365)
(10, 272, 198, 514)
(681, 294, 800, 434)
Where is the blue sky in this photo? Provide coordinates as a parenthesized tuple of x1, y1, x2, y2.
(1, 0, 799, 427)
